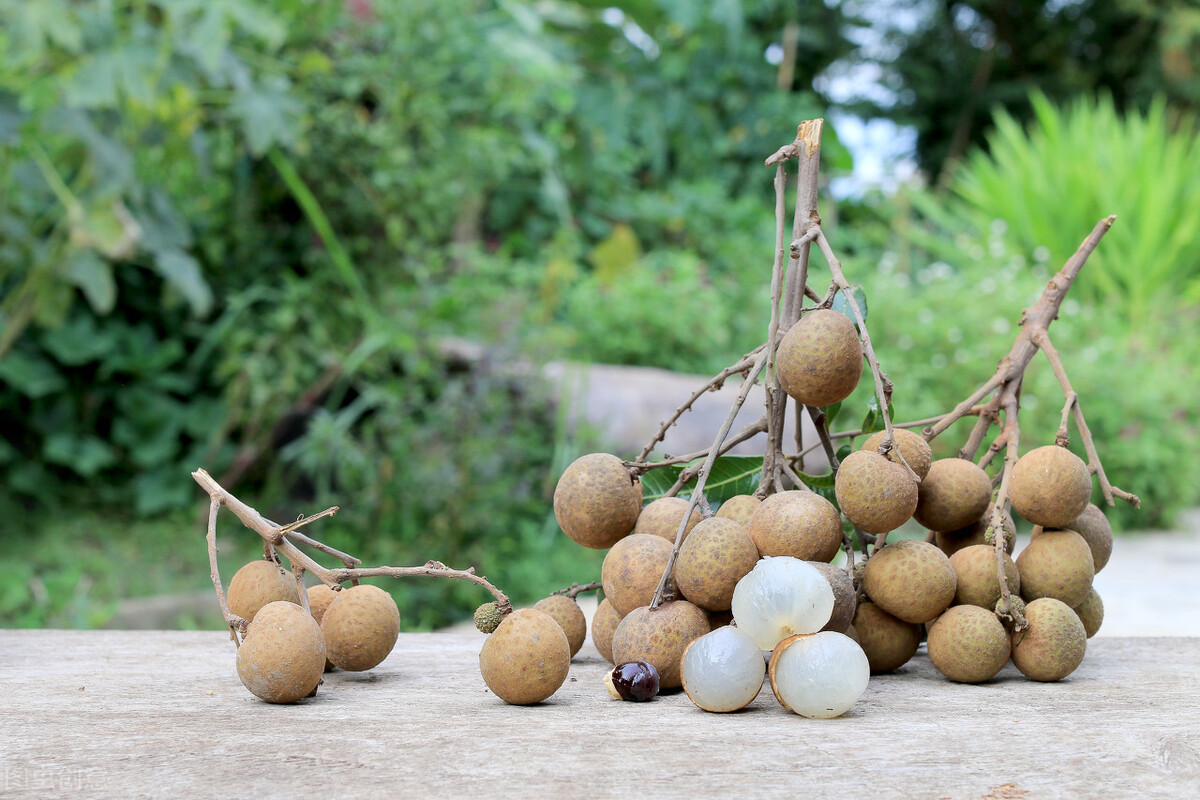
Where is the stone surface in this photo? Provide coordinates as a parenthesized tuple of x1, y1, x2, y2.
(1, 629, 1198, 798)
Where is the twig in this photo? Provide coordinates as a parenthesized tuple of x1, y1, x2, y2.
(206, 496, 246, 642)
(987, 387, 1027, 631)
(805, 405, 841, 470)
(551, 581, 603, 600)
(326, 562, 511, 614)
(628, 417, 767, 474)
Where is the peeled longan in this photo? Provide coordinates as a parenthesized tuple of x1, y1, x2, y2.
(949, 544, 1020, 610)
(1010, 445, 1092, 528)
(553, 453, 643, 549)
(634, 497, 703, 543)
(533, 595, 587, 658)
(927, 605, 1010, 683)
(228, 560, 301, 621)
(863, 540, 956, 624)
(601, 533, 673, 617)
(479, 608, 570, 704)
(1012, 597, 1087, 681)
(852, 601, 921, 673)
(591, 598, 623, 664)
(748, 490, 843, 561)
(914, 458, 992, 532)
(321, 584, 401, 672)
(834, 451, 918, 534)
(714, 494, 762, 526)
(611, 601, 711, 689)
(776, 309, 864, 407)
(1016, 530, 1094, 608)
(861, 429, 933, 480)
(236, 601, 326, 703)
(673, 517, 759, 611)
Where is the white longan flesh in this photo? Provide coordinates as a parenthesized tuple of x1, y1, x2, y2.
(731, 557, 835, 651)
(772, 631, 870, 718)
(681, 626, 766, 713)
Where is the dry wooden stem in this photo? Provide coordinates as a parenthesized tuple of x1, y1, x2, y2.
(206, 496, 246, 642)
(551, 581, 603, 600)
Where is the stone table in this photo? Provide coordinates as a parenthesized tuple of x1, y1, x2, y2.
(1, 631, 1197, 799)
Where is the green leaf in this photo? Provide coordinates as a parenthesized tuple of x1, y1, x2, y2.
(794, 468, 835, 489)
(39, 313, 116, 365)
(229, 77, 302, 156)
(43, 433, 117, 477)
(57, 250, 116, 314)
(155, 249, 212, 316)
(861, 397, 894, 436)
(832, 286, 868, 326)
(0, 351, 67, 397)
(640, 455, 763, 505)
(820, 400, 842, 427)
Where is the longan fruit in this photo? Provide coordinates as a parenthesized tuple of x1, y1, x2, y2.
(320, 584, 401, 672)
(1010, 445, 1091, 528)
(479, 608, 570, 704)
(227, 560, 301, 622)
(927, 605, 1010, 683)
(834, 451, 918, 534)
(914, 458, 992, 532)
(591, 598, 623, 664)
(236, 601, 326, 703)
(863, 540, 957, 624)
(748, 489, 843, 561)
(861, 428, 933, 480)
(601, 533, 674, 617)
(533, 595, 587, 658)
(553, 453, 643, 549)
(633, 497, 703, 543)
(611, 601, 711, 689)
(673, 517, 759, 611)
(776, 309, 864, 407)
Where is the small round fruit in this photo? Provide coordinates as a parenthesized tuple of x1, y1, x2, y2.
(808, 561, 857, 634)
(674, 517, 760, 611)
(633, 497, 703, 543)
(776, 309, 864, 407)
(534, 595, 587, 658)
(474, 601, 503, 634)
(927, 605, 1011, 683)
(479, 608, 571, 704)
(768, 631, 870, 718)
(228, 560, 301, 622)
(1010, 446, 1092, 528)
(914, 459, 992, 532)
(681, 626, 766, 713)
(1016, 530, 1095, 608)
(730, 557, 835, 651)
(611, 601, 711, 689)
(852, 601, 921, 673)
(307, 583, 340, 671)
(861, 429, 933, 480)
(714, 494, 762, 525)
(236, 601, 326, 703)
(949, 545, 1020, 610)
(863, 540, 956, 624)
(605, 661, 660, 702)
(835, 451, 919, 534)
(747, 490, 843, 562)
(1038, 503, 1113, 573)
(1073, 588, 1104, 638)
(1012, 597, 1087, 681)
(592, 599, 623, 664)
(553, 453, 643, 549)
(601, 533, 674, 616)
(321, 584, 401, 672)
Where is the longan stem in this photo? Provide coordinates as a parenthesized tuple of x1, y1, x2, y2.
(326, 562, 512, 614)
(551, 581, 603, 600)
(988, 389, 1027, 632)
(206, 496, 247, 642)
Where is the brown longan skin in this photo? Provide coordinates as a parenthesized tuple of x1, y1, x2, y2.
(306, 584, 339, 671)
(633, 497, 703, 543)
(553, 453, 643, 549)
(747, 489, 843, 562)
(591, 599, 623, 664)
(809, 561, 857, 634)
(611, 601, 711, 689)
(320, 584, 401, 672)
(479, 608, 571, 705)
(601, 533, 674, 616)
(864, 540, 957, 624)
(673, 517, 760, 611)
(1009, 445, 1092, 528)
(935, 515, 1016, 557)
(236, 601, 326, 704)
(714, 494, 762, 526)
(533, 595, 587, 658)
(227, 560, 301, 622)
(1016, 530, 1095, 608)
(950, 545, 1021, 610)
(776, 309, 864, 407)
(834, 451, 919, 534)
(927, 605, 1011, 683)
(852, 601, 921, 673)
(914, 459, 993, 532)
(1073, 588, 1104, 638)
(1037, 503, 1113, 573)
(861, 429, 933, 480)
(1012, 597, 1087, 681)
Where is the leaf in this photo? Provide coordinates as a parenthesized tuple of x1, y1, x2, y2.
(0, 350, 67, 397)
(229, 76, 302, 156)
(43, 433, 117, 477)
(860, 397, 895, 436)
(831, 286, 868, 326)
(820, 400, 842, 428)
(39, 313, 116, 365)
(589, 223, 641, 284)
(155, 249, 212, 316)
(57, 250, 116, 314)
(640, 455, 763, 505)
(793, 468, 835, 489)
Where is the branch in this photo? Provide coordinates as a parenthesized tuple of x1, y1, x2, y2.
(552, 581, 603, 600)
(206, 496, 246, 642)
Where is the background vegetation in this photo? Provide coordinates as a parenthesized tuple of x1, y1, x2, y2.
(2, 0, 1197, 628)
